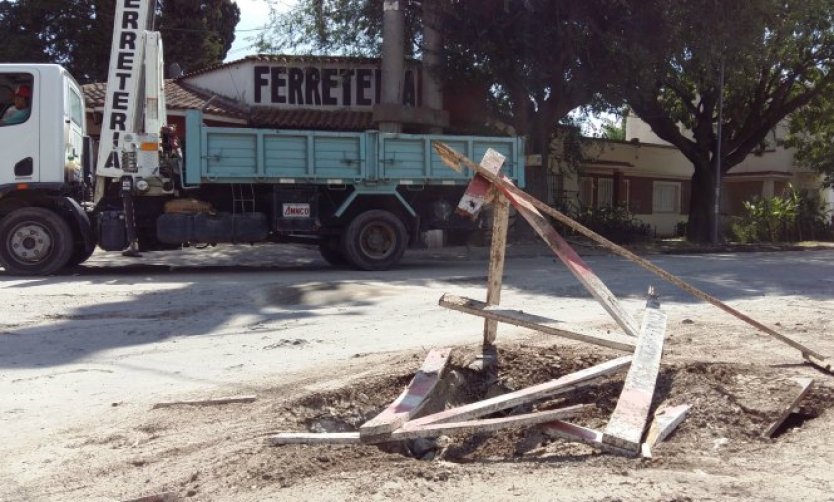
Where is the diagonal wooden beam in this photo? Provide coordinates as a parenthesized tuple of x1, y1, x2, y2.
(360, 348, 452, 438)
(433, 141, 832, 372)
(439, 293, 635, 352)
(762, 378, 814, 438)
(602, 289, 668, 453)
(641, 403, 691, 458)
(403, 355, 632, 428)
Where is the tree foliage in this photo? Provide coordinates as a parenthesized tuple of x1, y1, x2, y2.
(0, 0, 241, 83)
(785, 95, 834, 188)
(610, 0, 834, 242)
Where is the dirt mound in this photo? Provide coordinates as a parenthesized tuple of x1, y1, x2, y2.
(252, 344, 833, 487)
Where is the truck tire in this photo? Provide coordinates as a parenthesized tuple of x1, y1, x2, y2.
(318, 237, 348, 267)
(0, 207, 74, 275)
(342, 209, 407, 271)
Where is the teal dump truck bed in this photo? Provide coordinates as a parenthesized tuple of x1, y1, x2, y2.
(184, 110, 525, 186)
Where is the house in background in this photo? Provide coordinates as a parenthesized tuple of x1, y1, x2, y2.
(532, 113, 832, 236)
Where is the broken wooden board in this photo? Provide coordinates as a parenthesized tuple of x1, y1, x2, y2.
(763, 378, 814, 438)
(432, 141, 833, 372)
(602, 292, 668, 453)
(390, 405, 592, 440)
(403, 355, 632, 428)
(640, 404, 691, 458)
(439, 294, 636, 352)
(539, 419, 638, 457)
(268, 432, 361, 446)
(151, 395, 257, 409)
(360, 348, 452, 438)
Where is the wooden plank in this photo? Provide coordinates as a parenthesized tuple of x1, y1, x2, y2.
(268, 432, 361, 446)
(539, 419, 637, 457)
(484, 193, 510, 345)
(404, 355, 632, 428)
(151, 395, 257, 409)
(432, 141, 832, 370)
(763, 378, 814, 438)
(360, 348, 452, 437)
(640, 404, 691, 458)
(602, 291, 667, 452)
(440, 294, 636, 352)
(389, 405, 592, 440)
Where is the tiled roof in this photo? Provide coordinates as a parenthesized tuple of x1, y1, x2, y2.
(178, 54, 419, 79)
(250, 107, 374, 131)
(83, 78, 379, 131)
(82, 80, 248, 119)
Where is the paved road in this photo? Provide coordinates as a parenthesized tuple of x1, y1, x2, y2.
(1, 245, 833, 449)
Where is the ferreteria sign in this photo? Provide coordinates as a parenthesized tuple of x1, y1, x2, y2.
(253, 63, 420, 109)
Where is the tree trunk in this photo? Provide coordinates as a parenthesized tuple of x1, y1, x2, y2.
(686, 159, 717, 243)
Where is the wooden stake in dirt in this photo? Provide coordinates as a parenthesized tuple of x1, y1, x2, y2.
(403, 356, 632, 428)
(151, 395, 257, 409)
(640, 404, 691, 458)
(459, 150, 510, 346)
(763, 378, 814, 438)
(360, 347, 452, 438)
(439, 294, 636, 352)
(433, 141, 833, 373)
(602, 287, 667, 453)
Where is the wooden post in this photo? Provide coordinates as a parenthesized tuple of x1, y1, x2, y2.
(484, 193, 509, 345)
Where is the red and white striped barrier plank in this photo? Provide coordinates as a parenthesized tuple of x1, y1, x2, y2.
(359, 347, 453, 438)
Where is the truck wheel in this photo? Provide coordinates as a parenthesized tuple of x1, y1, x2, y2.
(342, 209, 407, 271)
(0, 207, 74, 275)
(318, 237, 348, 267)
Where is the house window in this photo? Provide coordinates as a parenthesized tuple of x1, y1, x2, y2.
(579, 177, 594, 207)
(597, 178, 614, 207)
(653, 181, 681, 213)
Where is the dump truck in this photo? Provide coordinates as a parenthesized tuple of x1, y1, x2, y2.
(0, 0, 524, 276)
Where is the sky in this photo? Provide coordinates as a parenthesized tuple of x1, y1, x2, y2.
(226, 0, 295, 62)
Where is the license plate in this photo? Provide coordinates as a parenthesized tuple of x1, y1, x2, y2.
(282, 203, 311, 218)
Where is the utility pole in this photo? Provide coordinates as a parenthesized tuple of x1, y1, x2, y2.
(379, 0, 405, 133)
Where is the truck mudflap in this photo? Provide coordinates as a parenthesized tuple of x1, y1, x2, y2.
(57, 196, 95, 255)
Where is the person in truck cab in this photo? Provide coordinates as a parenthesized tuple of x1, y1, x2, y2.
(0, 85, 31, 125)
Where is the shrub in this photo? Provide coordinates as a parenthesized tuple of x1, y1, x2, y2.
(572, 204, 651, 244)
(725, 185, 832, 243)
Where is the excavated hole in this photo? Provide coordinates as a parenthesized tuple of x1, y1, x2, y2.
(266, 344, 833, 485)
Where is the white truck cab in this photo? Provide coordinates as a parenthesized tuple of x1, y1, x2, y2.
(0, 64, 86, 187)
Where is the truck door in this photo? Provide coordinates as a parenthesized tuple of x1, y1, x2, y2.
(64, 78, 84, 182)
(0, 71, 38, 185)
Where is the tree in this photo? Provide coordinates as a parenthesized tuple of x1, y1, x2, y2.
(785, 95, 834, 188)
(257, 0, 630, 153)
(0, 0, 241, 83)
(610, 0, 834, 242)
(158, 0, 241, 74)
